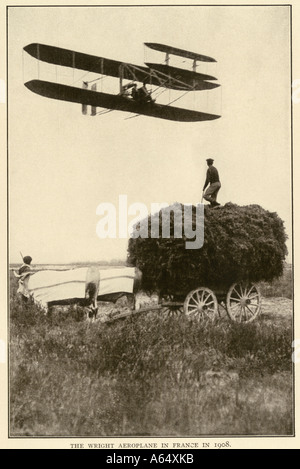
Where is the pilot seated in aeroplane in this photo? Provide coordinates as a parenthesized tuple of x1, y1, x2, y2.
(131, 82, 155, 104)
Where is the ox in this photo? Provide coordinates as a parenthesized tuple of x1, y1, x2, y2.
(15, 265, 142, 321)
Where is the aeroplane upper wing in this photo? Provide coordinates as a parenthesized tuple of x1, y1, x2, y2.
(23, 43, 219, 91)
(144, 42, 217, 63)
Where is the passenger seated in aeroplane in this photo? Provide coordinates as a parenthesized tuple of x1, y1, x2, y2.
(120, 82, 135, 97)
(131, 82, 155, 104)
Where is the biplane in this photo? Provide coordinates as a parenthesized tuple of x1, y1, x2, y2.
(23, 42, 221, 123)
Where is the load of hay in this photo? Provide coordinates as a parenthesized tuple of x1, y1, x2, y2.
(127, 202, 288, 297)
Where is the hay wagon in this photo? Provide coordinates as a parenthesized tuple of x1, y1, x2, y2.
(113, 201, 287, 325)
(107, 280, 262, 324)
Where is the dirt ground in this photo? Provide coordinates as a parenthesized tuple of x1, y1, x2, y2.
(218, 296, 293, 325)
(260, 297, 293, 326)
(95, 293, 293, 326)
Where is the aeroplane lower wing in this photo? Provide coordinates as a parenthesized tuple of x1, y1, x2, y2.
(145, 63, 217, 82)
(25, 80, 221, 122)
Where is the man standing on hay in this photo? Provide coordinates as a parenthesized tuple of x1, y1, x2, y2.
(202, 158, 221, 207)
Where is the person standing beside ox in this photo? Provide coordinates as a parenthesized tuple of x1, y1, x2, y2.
(18, 255, 32, 276)
(202, 158, 221, 207)
(15, 255, 33, 303)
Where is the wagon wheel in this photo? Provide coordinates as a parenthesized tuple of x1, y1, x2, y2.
(226, 282, 261, 323)
(161, 294, 184, 317)
(183, 287, 218, 321)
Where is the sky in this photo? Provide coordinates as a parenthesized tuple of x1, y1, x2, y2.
(7, 4, 292, 264)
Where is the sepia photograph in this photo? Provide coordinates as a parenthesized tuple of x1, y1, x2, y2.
(1, 1, 299, 450)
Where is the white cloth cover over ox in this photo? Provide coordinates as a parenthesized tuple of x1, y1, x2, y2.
(25, 267, 136, 308)
(98, 267, 135, 296)
(26, 268, 89, 307)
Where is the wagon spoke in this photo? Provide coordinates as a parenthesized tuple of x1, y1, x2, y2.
(245, 304, 256, 316)
(248, 293, 259, 300)
(192, 308, 201, 316)
(233, 287, 242, 299)
(244, 305, 253, 321)
(198, 291, 203, 303)
(249, 301, 258, 312)
(235, 307, 241, 321)
(189, 296, 199, 306)
(231, 305, 242, 319)
(171, 310, 181, 316)
(230, 297, 240, 305)
(230, 296, 240, 303)
(246, 285, 255, 296)
(242, 306, 247, 321)
(188, 308, 200, 318)
(248, 293, 259, 301)
(203, 298, 215, 306)
(230, 296, 240, 301)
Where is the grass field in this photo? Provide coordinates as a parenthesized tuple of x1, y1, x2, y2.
(9, 265, 294, 437)
(259, 263, 293, 299)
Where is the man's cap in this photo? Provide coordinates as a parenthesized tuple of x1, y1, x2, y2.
(206, 158, 214, 164)
(23, 256, 32, 265)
